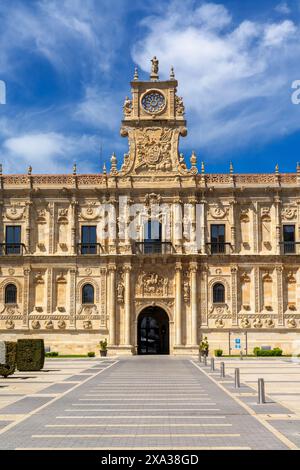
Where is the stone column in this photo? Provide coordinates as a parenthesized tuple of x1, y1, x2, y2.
(188, 196, 197, 254)
(230, 200, 236, 252)
(108, 264, 116, 345)
(124, 264, 132, 345)
(190, 262, 198, 346)
(25, 201, 32, 254)
(108, 197, 117, 254)
(231, 265, 238, 326)
(70, 199, 77, 255)
(276, 265, 284, 326)
(200, 198, 206, 254)
(175, 261, 182, 346)
(274, 196, 281, 255)
(173, 197, 183, 253)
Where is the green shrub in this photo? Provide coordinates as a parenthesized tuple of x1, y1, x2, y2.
(253, 347, 283, 357)
(87, 352, 95, 357)
(99, 339, 107, 351)
(45, 351, 59, 357)
(17, 339, 45, 371)
(214, 349, 223, 357)
(0, 342, 17, 377)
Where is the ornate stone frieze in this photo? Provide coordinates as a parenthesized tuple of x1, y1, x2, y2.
(209, 205, 229, 219)
(136, 271, 170, 297)
(281, 207, 297, 220)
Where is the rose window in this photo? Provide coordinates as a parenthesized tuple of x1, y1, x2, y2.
(142, 91, 166, 114)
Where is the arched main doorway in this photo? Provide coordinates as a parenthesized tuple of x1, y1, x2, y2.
(137, 306, 170, 355)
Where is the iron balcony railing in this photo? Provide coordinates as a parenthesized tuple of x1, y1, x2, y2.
(77, 243, 103, 255)
(206, 242, 233, 255)
(279, 242, 300, 255)
(135, 242, 174, 255)
(0, 243, 26, 255)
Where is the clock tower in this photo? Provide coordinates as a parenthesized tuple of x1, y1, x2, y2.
(119, 58, 197, 176)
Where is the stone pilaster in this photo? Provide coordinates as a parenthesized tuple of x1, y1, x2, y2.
(108, 197, 117, 254)
(274, 195, 281, 255)
(70, 199, 77, 255)
(22, 266, 31, 328)
(190, 262, 198, 346)
(123, 264, 132, 346)
(175, 261, 182, 346)
(46, 267, 53, 316)
(276, 265, 284, 326)
(254, 266, 260, 313)
(69, 268, 76, 329)
(173, 197, 183, 253)
(108, 264, 116, 345)
(231, 265, 238, 326)
(200, 265, 208, 326)
(25, 200, 32, 253)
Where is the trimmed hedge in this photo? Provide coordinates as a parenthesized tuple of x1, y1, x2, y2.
(253, 347, 283, 357)
(0, 342, 17, 377)
(17, 339, 45, 371)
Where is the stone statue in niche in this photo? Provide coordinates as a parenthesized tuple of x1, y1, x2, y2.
(123, 97, 132, 117)
(183, 281, 190, 303)
(117, 282, 124, 303)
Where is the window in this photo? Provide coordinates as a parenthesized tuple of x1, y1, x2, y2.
(144, 220, 162, 254)
(283, 225, 295, 254)
(5, 226, 21, 254)
(82, 284, 94, 304)
(5, 284, 17, 304)
(210, 224, 225, 254)
(81, 226, 97, 254)
(213, 283, 225, 303)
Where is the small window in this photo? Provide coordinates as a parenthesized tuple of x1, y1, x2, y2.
(283, 225, 295, 254)
(82, 284, 94, 304)
(81, 226, 97, 254)
(5, 226, 21, 254)
(213, 283, 225, 304)
(5, 284, 17, 304)
(211, 224, 225, 253)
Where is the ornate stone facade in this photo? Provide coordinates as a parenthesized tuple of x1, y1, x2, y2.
(0, 59, 300, 355)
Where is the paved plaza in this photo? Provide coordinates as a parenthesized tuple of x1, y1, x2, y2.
(0, 356, 299, 450)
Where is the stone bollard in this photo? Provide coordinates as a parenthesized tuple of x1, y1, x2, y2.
(220, 362, 225, 378)
(199, 352, 202, 363)
(203, 355, 207, 366)
(210, 357, 215, 371)
(257, 378, 266, 404)
(240, 351, 243, 360)
(235, 368, 240, 388)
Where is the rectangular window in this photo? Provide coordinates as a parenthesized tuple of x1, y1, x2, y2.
(81, 226, 97, 254)
(210, 224, 225, 254)
(5, 226, 21, 254)
(283, 225, 295, 254)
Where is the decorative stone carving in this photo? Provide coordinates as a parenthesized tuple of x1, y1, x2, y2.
(136, 272, 169, 297)
(31, 320, 41, 330)
(5, 204, 25, 220)
(253, 318, 263, 328)
(240, 318, 251, 328)
(45, 320, 54, 329)
(265, 318, 275, 328)
(117, 282, 124, 303)
(281, 207, 297, 220)
(8, 268, 15, 276)
(58, 208, 68, 223)
(58, 320, 66, 330)
(183, 281, 190, 303)
(5, 319, 15, 329)
(83, 320, 92, 330)
(134, 128, 173, 172)
(209, 205, 228, 219)
(123, 96, 132, 117)
(79, 202, 99, 220)
(287, 318, 297, 328)
(175, 96, 185, 116)
(215, 318, 225, 328)
(144, 193, 162, 206)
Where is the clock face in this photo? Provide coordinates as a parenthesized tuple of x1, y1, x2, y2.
(142, 91, 166, 114)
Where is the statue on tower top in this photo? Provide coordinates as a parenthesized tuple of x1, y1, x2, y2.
(150, 56, 159, 81)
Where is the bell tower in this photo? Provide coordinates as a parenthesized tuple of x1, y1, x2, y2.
(119, 58, 197, 176)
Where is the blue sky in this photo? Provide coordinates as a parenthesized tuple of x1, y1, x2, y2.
(0, 0, 300, 174)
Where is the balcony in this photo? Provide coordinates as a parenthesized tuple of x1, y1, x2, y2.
(280, 242, 300, 255)
(134, 242, 174, 255)
(206, 242, 233, 255)
(0, 243, 26, 255)
(77, 243, 103, 255)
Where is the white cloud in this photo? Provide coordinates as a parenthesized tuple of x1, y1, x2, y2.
(74, 87, 121, 130)
(2, 132, 98, 173)
(132, 1, 300, 156)
(275, 2, 291, 15)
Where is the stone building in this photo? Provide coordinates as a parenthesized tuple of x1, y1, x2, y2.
(0, 58, 300, 355)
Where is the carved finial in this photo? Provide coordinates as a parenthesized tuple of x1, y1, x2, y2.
(170, 66, 175, 80)
(110, 152, 117, 175)
(73, 163, 77, 175)
(229, 161, 234, 174)
(150, 56, 159, 81)
(297, 162, 300, 173)
(275, 163, 279, 175)
(201, 161, 205, 174)
(103, 163, 107, 175)
(28, 165, 32, 176)
(0, 164, 2, 175)
(133, 66, 139, 81)
(190, 151, 197, 167)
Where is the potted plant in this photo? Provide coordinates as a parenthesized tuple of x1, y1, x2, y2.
(99, 339, 108, 357)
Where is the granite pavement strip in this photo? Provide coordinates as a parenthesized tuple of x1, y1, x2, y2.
(0, 356, 297, 450)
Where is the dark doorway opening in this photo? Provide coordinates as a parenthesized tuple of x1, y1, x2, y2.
(137, 307, 169, 355)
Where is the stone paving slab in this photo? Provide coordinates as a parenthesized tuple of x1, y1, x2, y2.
(0, 357, 292, 450)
